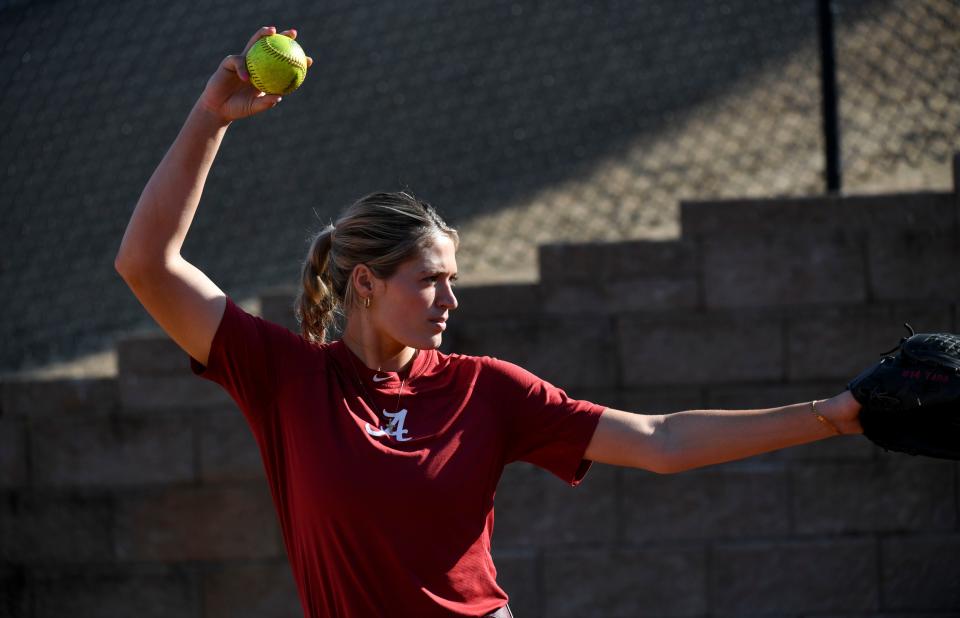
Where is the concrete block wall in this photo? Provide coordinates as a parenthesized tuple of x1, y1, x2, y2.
(0, 371, 297, 618)
(2, 168, 959, 616)
(446, 186, 960, 617)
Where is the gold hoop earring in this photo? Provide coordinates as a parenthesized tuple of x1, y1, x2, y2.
(364, 297, 370, 309)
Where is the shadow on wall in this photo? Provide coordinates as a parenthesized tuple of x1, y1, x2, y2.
(0, 0, 895, 374)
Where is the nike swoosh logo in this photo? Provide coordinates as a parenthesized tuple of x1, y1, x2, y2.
(372, 374, 390, 382)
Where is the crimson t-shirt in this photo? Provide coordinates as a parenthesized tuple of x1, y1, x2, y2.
(190, 297, 605, 617)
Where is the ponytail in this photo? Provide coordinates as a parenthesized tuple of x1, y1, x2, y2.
(294, 224, 338, 343)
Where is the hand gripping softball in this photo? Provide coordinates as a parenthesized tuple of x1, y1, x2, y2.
(847, 324, 960, 459)
(245, 34, 308, 95)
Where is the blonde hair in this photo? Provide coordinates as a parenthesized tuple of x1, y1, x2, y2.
(295, 191, 459, 344)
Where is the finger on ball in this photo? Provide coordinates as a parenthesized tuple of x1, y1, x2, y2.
(243, 25, 277, 55)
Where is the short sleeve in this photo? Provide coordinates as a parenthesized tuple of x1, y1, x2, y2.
(482, 357, 605, 486)
(189, 296, 292, 438)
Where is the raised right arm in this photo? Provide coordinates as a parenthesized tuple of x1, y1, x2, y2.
(114, 103, 232, 367)
(114, 26, 305, 366)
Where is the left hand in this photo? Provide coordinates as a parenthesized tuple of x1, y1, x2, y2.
(820, 390, 863, 435)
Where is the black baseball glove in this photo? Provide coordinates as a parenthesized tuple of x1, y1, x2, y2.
(847, 324, 960, 460)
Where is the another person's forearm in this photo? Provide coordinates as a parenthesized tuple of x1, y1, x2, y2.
(659, 392, 860, 473)
(115, 103, 229, 273)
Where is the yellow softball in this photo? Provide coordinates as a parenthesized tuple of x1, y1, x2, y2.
(245, 34, 308, 95)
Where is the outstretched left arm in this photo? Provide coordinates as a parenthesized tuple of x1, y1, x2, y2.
(584, 391, 862, 474)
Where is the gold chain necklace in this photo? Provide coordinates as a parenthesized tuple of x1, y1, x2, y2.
(342, 345, 416, 421)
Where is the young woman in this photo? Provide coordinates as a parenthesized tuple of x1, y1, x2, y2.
(115, 27, 863, 618)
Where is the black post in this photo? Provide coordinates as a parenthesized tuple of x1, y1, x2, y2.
(817, 0, 842, 193)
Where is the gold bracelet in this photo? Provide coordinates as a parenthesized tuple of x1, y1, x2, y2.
(811, 399, 841, 435)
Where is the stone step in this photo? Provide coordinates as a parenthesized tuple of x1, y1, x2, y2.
(537, 191, 958, 310)
(685, 193, 958, 307)
(259, 286, 299, 333)
(0, 377, 118, 419)
(451, 300, 955, 391)
(537, 239, 701, 313)
(538, 238, 698, 284)
(115, 334, 231, 411)
(679, 191, 957, 237)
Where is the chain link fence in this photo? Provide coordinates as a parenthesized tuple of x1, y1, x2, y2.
(836, 0, 959, 191)
(456, 0, 959, 279)
(1, 0, 956, 374)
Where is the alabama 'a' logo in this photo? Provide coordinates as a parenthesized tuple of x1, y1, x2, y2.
(365, 409, 411, 442)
